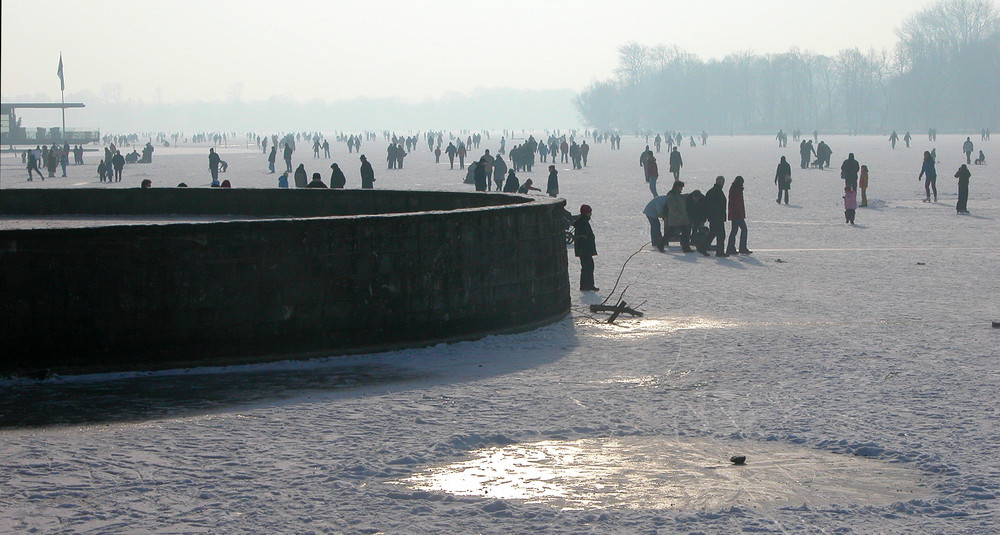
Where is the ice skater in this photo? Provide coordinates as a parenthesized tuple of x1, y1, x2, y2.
(918, 151, 937, 202)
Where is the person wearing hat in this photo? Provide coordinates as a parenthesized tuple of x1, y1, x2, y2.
(573, 204, 598, 292)
(360, 155, 375, 189)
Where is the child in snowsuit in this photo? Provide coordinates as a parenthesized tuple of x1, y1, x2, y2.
(843, 187, 857, 225)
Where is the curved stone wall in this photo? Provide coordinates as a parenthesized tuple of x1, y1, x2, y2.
(0, 189, 570, 374)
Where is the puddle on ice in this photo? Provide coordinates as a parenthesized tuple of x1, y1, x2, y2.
(399, 436, 933, 510)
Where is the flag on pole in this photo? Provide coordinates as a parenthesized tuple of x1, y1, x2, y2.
(57, 54, 65, 91)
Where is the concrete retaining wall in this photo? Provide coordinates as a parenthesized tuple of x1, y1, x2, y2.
(1, 189, 570, 374)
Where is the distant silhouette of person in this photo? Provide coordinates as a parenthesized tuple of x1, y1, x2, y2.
(277, 172, 289, 188)
(668, 147, 683, 181)
(841, 153, 860, 191)
(502, 169, 520, 192)
(963, 137, 974, 164)
(954, 164, 971, 214)
(493, 154, 508, 191)
(516, 178, 540, 194)
(294, 163, 308, 187)
(974, 150, 986, 165)
(889, 130, 898, 149)
(329, 163, 346, 188)
(209, 148, 222, 181)
(112, 150, 125, 182)
(360, 155, 375, 188)
(775, 155, 791, 204)
(546, 165, 559, 197)
(918, 151, 937, 202)
(283, 143, 293, 172)
(904, 131, 911, 148)
(306, 172, 328, 188)
(445, 142, 457, 169)
(859, 165, 870, 207)
(268, 145, 277, 173)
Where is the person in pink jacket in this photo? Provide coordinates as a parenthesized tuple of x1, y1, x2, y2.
(726, 175, 752, 254)
(843, 186, 857, 225)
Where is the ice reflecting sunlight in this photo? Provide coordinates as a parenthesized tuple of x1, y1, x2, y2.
(399, 436, 933, 511)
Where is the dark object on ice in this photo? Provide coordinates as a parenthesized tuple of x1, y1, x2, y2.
(916, 262, 926, 265)
(992, 321, 1000, 328)
(730, 455, 746, 465)
(775, 259, 786, 263)
(589, 303, 643, 318)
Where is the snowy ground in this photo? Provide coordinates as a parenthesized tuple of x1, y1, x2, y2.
(1, 133, 998, 534)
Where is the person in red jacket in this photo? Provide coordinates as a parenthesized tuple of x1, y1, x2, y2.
(726, 175, 752, 255)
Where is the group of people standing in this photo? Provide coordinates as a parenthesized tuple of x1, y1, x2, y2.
(643, 175, 751, 258)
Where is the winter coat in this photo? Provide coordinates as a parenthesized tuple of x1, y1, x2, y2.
(645, 157, 659, 179)
(841, 158, 860, 181)
(703, 184, 727, 223)
(546, 169, 559, 196)
(502, 173, 520, 193)
(919, 159, 937, 180)
(360, 160, 375, 188)
(572, 215, 597, 258)
(775, 161, 792, 189)
(294, 165, 308, 187)
(843, 190, 858, 210)
(728, 184, 745, 220)
(665, 191, 689, 226)
(643, 195, 667, 218)
(955, 166, 971, 186)
(859, 169, 869, 189)
(686, 193, 706, 226)
(329, 165, 347, 188)
(473, 163, 488, 191)
(669, 150, 683, 172)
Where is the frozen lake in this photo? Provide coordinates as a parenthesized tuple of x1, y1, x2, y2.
(1, 132, 998, 533)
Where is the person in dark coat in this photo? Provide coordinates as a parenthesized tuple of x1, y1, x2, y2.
(516, 178, 540, 194)
(493, 154, 507, 191)
(502, 169, 520, 193)
(918, 150, 937, 202)
(546, 165, 559, 197)
(668, 147, 683, 181)
(954, 164, 971, 214)
(726, 175, 751, 255)
(268, 145, 277, 173)
(329, 163, 347, 188)
(209, 148, 222, 181)
(775, 155, 791, 204)
(360, 155, 375, 189)
(306, 172, 328, 188)
(111, 150, 125, 182)
(703, 176, 729, 257)
(841, 153, 860, 190)
(472, 161, 488, 191)
(573, 204, 598, 292)
(294, 164, 308, 188)
(283, 143, 294, 172)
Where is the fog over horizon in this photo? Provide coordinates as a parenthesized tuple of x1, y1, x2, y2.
(2, 0, 997, 133)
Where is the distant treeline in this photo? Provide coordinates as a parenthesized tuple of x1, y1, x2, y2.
(575, 0, 1000, 134)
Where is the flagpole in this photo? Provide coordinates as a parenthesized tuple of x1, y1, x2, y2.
(59, 52, 66, 143)
(58, 52, 66, 142)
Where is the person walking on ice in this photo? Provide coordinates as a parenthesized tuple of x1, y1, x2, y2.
(918, 151, 937, 202)
(573, 204, 598, 292)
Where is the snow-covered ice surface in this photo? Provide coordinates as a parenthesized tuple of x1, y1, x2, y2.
(2, 134, 998, 534)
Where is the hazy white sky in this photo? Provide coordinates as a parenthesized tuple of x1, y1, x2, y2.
(2, 0, 933, 104)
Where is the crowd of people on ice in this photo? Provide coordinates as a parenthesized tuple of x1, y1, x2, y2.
(13, 127, 986, 280)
